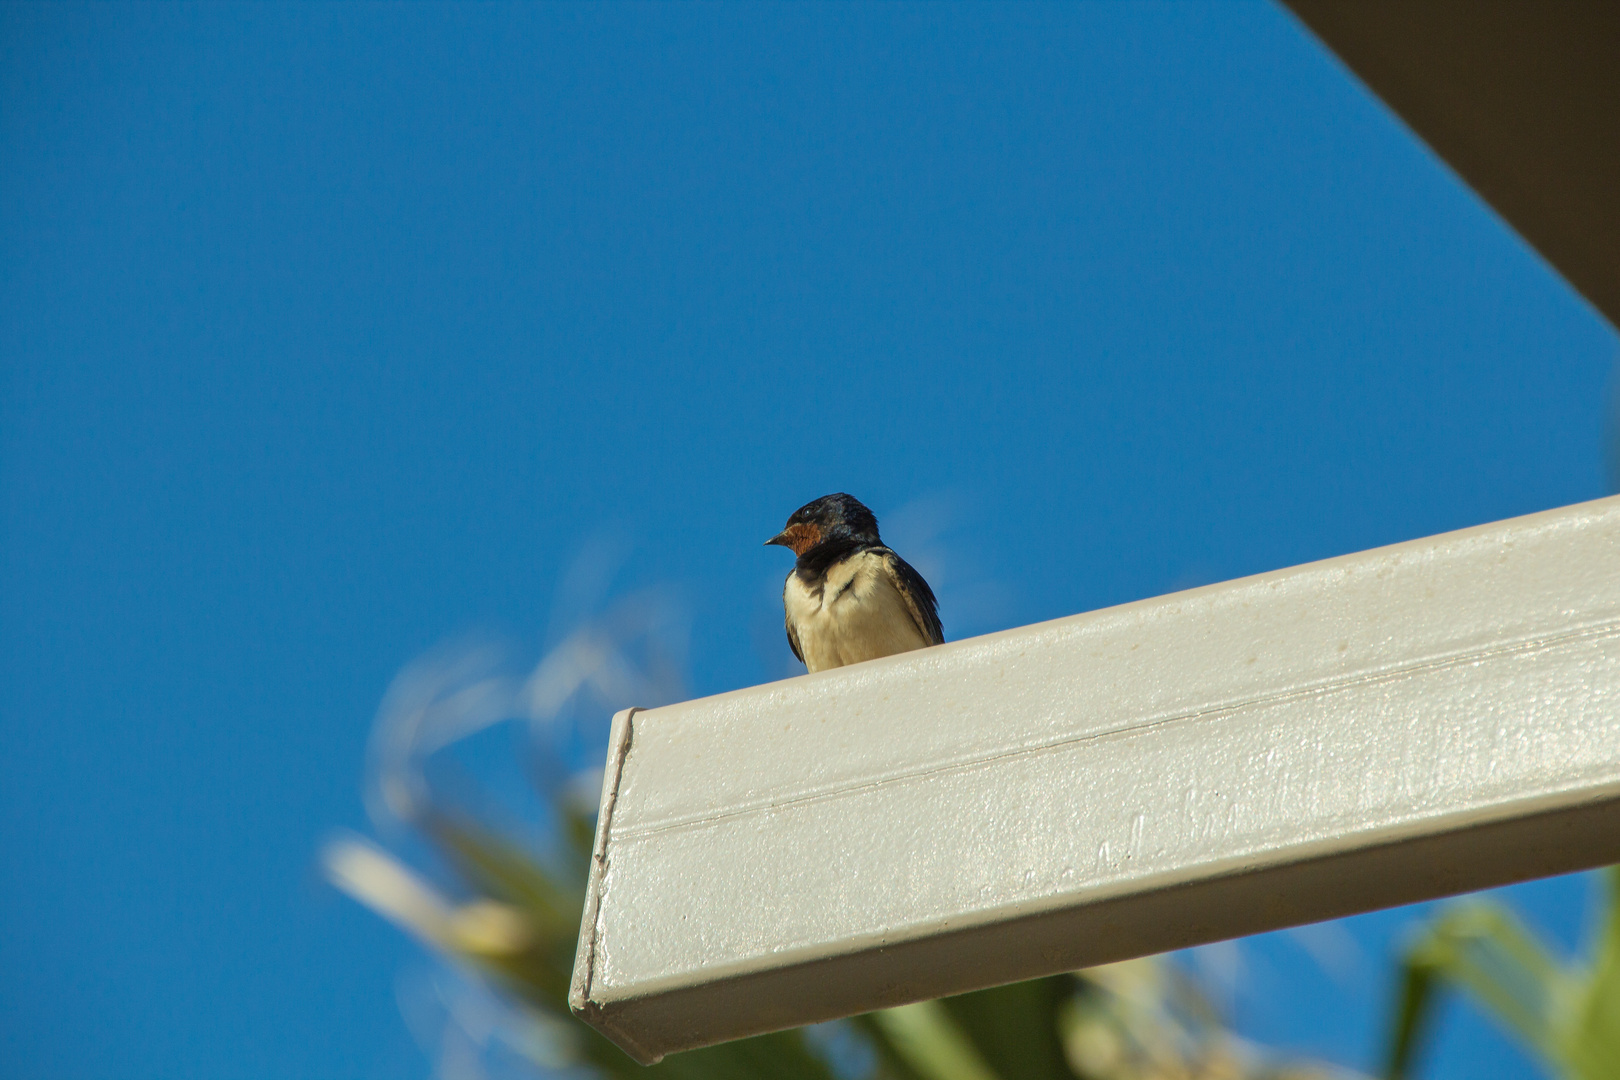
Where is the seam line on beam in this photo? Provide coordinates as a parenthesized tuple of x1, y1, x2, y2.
(614, 615, 1620, 841)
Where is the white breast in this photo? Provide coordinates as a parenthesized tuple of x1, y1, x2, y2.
(783, 550, 932, 673)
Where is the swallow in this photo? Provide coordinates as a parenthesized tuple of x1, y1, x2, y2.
(765, 493, 943, 673)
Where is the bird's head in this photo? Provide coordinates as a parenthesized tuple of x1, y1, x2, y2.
(765, 493, 881, 556)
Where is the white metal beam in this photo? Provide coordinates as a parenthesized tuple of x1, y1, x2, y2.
(570, 496, 1620, 1064)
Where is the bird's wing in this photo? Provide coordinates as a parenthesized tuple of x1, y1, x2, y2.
(880, 549, 944, 647)
(782, 577, 805, 664)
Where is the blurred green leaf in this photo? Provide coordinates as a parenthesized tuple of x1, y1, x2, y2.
(430, 813, 583, 938)
(1384, 869, 1620, 1080)
(939, 976, 1082, 1080)
(1568, 868, 1620, 1080)
(1386, 956, 1436, 1080)
(872, 1001, 1002, 1080)
(850, 1013, 941, 1080)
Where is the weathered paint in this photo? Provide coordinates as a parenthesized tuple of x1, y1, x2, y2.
(571, 495, 1620, 1063)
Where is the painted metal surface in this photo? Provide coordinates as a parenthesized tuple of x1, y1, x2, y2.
(570, 496, 1620, 1063)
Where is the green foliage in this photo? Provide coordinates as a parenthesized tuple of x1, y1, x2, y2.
(329, 633, 1351, 1079)
(338, 796, 1350, 1080)
(424, 809, 845, 1080)
(939, 977, 1077, 1079)
(1385, 867, 1620, 1080)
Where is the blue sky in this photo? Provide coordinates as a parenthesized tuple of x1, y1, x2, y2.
(2, 3, 1615, 1078)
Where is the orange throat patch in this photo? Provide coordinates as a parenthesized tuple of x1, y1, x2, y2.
(783, 522, 822, 555)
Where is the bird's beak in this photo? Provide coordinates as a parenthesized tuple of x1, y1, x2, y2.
(764, 531, 792, 548)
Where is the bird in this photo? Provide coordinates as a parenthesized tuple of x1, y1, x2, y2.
(765, 493, 943, 673)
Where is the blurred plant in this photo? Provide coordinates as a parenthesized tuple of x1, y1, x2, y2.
(324, 565, 1356, 1080)
(1062, 958, 1359, 1080)
(1384, 868, 1620, 1080)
